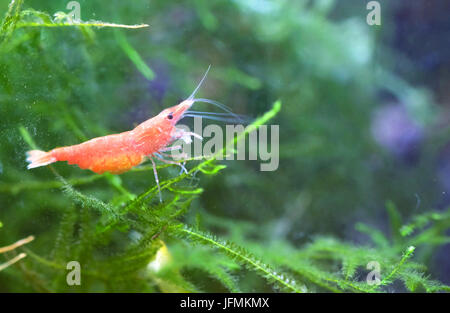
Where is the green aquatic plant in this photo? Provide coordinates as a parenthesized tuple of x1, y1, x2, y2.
(1, 0, 450, 293)
(1, 0, 147, 46)
(14, 99, 305, 292)
(10, 100, 450, 293)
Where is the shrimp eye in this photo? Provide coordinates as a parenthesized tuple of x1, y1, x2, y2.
(167, 113, 174, 120)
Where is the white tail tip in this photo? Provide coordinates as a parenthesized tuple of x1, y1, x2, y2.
(26, 150, 56, 169)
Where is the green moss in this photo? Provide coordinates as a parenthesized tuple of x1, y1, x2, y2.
(1, 0, 449, 293)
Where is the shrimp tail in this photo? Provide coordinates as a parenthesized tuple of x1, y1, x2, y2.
(26, 150, 57, 169)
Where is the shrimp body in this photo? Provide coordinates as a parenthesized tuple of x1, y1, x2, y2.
(49, 131, 144, 174)
(26, 66, 223, 202)
(26, 99, 194, 174)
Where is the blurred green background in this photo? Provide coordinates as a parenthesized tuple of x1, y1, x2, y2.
(1, 0, 450, 292)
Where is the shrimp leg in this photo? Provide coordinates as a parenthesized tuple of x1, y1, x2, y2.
(154, 153, 188, 174)
(158, 145, 188, 161)
(159, 145, 183, 152)
(150, 157, 162, 203)
(172, 128, 202, 144)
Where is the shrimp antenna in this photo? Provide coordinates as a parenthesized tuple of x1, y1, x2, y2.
(193, 98, 244, 123)
(188, 65, 211, 100)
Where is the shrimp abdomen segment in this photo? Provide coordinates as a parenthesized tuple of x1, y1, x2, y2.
(87, 153, 144, 174)
(52, 132, 144, 174)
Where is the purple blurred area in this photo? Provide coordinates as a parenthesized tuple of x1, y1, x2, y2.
(147, 62, 172, 102)
(371, 103, 422, 163)
(122, 61, 172, 127)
